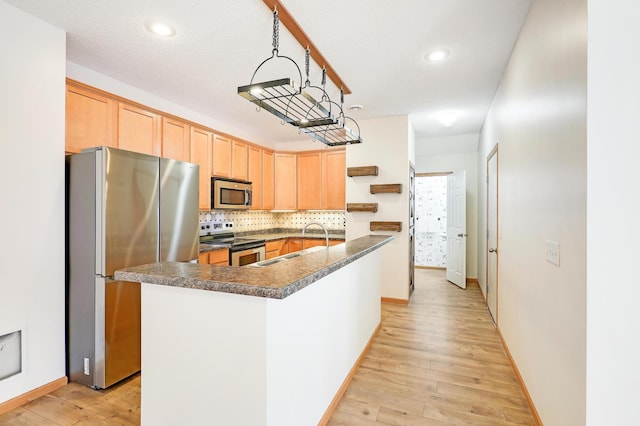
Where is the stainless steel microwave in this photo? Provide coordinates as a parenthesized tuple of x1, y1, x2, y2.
(211, 177, 252, 209)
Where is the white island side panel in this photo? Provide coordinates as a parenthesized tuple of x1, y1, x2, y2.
(140, 284, 268, 426)
(265, 249, 381, 425)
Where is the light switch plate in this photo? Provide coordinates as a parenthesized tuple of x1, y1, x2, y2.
(546, 240, 560, 266)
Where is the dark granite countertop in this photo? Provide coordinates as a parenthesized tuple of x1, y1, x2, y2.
(115, 235, 392, 299)
(199, 228, 346, 252)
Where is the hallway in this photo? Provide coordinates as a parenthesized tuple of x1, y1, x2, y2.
(328, 269, 536, 425)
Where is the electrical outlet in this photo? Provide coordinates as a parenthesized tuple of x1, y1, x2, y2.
(83, 357, 90, 375)
(545, 240, 560, 266)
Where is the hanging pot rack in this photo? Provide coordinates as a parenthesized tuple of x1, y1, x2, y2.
(237, 9, 363, 146)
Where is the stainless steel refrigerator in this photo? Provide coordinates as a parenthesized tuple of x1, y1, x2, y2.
(67, 146, 199, 389)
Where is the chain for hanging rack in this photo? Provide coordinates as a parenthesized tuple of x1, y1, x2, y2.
(305, 48, 311, 86)
(272, 9, 279, 54)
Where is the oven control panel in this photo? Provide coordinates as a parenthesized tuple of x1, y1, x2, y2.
(199, 221, 233, 236)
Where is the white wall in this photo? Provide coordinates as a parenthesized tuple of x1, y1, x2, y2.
(586, 1, 640, 424)
(66, 62, 276, 150)
(0, 2, 66, 403)
(416, 134, 479, 280)
(477, 0, 587, 424)
(346, 115, 412, 300)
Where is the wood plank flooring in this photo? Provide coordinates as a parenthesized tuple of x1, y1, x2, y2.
(327, 269, 536, 425)
(0, 269, 535, 425)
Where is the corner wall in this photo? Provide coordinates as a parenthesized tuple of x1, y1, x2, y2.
(477, 0, 587, 423)
(0, 2, 66, 403)
(586, 1, 640, 424)
(346, 115, 413, 300)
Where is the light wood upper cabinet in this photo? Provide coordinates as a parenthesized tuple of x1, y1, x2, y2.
(161, 117, 190, 162)
(323, 150, 346, 210)
(117, 102, 161, 156)
(274, 153, 297, 210)
(248, 145, 263, 210)
(231, 140, 249, 181)
(66, 84, 116, 153)
(212, 135, 231, 177)
(263, 149, 275, 210)
(190, 126, 213, 210)
(297, 152, 323, 210)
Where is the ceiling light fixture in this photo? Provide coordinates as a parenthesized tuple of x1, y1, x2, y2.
(435, 110, 460, 127)
(145, 21, 176, 37)
(237, 8, 362, 146)
(426, 49, 449, 62)
(349, 105, 364, 112)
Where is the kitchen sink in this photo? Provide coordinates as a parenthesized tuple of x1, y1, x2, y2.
(249, 245, 326, 267)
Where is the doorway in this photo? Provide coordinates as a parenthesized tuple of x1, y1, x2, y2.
(415, 173, 449, 269)
(486, 145, 498, 323)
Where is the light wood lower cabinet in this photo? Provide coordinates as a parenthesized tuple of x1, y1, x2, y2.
(265, 240, 284, 259)
(198, 248, 229, 266)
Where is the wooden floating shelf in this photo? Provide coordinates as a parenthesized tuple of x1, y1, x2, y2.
(370, 221, 402, 232)
(346, 203, 378, 213)
(370, 184, 402, 194)
(347, 166, 378, 177)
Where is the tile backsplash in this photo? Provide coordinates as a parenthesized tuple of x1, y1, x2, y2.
(199, 210, 346, 233)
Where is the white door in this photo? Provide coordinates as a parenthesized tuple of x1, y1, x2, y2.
(487, 150, 498, 322)
(446, 171, 466, 288)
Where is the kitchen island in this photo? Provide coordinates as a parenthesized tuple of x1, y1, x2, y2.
(115, 235, 392, 426)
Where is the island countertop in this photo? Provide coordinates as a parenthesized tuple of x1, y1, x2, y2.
(115, 235, 393, 299)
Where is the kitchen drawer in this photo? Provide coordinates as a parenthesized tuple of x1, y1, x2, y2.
(265, 240, 284, 253)
(208, 248, 229, 265)
(200, 248, 229, 265)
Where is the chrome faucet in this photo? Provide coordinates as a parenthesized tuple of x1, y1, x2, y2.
(302, 222, 329, 247)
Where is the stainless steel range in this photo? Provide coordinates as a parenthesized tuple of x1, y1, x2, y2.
(199, 221, 266, 266)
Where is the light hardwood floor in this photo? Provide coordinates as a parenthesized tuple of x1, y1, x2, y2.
(0, 269, 535, 425)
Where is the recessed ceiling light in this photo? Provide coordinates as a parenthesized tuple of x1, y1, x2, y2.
(435, 110, 460, 127)
(349, 104, 364, 112)
(145, 21, 176, 37)
(426, 49, 450, 62)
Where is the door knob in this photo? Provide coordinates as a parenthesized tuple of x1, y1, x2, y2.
(457, 233, 468, 238)
(489, 248, 497, 253)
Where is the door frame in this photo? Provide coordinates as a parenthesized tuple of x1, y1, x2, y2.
(486, 144, 499, 323)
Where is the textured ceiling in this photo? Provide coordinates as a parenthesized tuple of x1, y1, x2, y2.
(4, 0, 531, 146)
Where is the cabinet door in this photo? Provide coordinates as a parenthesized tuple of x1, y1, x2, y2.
(263, 150, 275, 210)
(286, 238, 304, 253)
(117, 102, 161, 156)
(162, 117, 190, 162)
(65, 84, 116, 153)
(323, 150, 346, 210)
(190, 126, 212, 210)
(212, 135, 232, 177)
(297, 152, 323, 210)
(248, 146, 263, 210)
(302, 238, 325, 249)
(231, 140, 249, 181)
(274, 153, 297, 210)
(198, 252, 209, 264)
